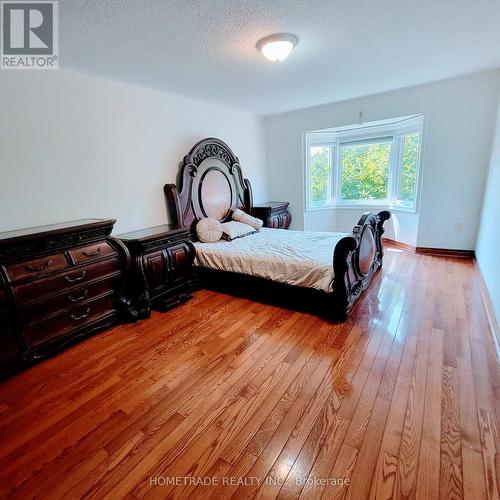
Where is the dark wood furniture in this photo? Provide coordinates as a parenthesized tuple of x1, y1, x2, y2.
(117, 224, 197, 319)
(0, 219, 135, 377)
(252, 202, 292, 229)
(164, 137, 390, 320)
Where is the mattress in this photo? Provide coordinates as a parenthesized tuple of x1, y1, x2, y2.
(193, 227, 349, 293)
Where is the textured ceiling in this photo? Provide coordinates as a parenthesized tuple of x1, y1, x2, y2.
(59, 0, 500, 114)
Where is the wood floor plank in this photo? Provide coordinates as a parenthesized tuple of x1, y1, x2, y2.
(276, 388, 342, 499)
(462, 446, 488, 500)
(323, 443, 358, 500)
(415, 328, 444, 500)
(440, 362, 464, 496)
(298, 415, 350, 500)
(369, 373, 411, 500)
(478, 408, 500, 500)
(394, 337, 430, 498)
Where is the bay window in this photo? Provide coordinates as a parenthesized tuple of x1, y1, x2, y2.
(305, 115, 423, 212)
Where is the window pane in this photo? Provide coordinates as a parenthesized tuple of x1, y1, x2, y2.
(309, 146, 330, 206)
(341, 142, 390, 201)
(399, 133, 420, 208)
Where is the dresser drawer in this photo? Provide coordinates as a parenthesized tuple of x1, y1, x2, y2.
(20, 276, 119, 325)
(0, 287, 7, 307)
(21, 294, 116, 349)
(12, 258, 121, 305)
(4, 253, 69, 283)
(0, 309, 21, 374)
(69, 241, 116, 265)
(0, 308, 11, 324)
(269, 212, 291, 229)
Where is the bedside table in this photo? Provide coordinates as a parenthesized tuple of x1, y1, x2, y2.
(117, 225, 197, 319)
(252, 202, 292, 229)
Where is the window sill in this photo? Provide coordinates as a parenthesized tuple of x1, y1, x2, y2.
(306, 204, 417, 214)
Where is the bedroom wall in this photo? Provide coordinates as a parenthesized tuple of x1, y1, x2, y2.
(476, 95, 500, 325)
(0, 69, 268, 234)
(265, 70, 500, 249)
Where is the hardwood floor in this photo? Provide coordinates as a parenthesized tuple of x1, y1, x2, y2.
(0, 248, 499, 499)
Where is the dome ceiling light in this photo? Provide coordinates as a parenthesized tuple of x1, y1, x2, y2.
(256, 33, 298, 62)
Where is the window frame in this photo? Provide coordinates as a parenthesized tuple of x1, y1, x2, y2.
(304, 115, 424, 214)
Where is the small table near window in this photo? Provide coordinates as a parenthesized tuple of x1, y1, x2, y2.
(117, 225, 197, 319)
(252, 202, 292, 229)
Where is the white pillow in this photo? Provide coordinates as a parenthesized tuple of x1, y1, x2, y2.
(220, 221, 257, 241)
(196, 217, 223, 243)
(232, 208, 263, 231)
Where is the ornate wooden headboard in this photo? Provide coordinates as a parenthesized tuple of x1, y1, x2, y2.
(164, 138, 253, 233)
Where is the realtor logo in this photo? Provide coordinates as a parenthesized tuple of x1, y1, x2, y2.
(1, 1, 58, 69)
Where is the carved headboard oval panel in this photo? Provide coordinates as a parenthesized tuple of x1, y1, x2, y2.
(195, 158, 235, 221)
(357, 225, 376, 275)
(353, 214, 378, 277)
(166, 138, 254, 233)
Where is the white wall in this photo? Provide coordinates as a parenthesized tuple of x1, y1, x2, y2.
(476, 96, 500, 323)
(0, 69, 268, 234)
(303, 209, 420, 247)
(265, 71, 500, 249)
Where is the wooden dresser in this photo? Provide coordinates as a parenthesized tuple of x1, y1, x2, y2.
(0, 219, 134, 377)
(117, 224, 197, 319)
(252, 202, 292, 229)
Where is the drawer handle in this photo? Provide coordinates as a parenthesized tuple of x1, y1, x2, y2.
(83, 247, 101, 257)
(65, 271, 87, 283)
(68, 289, 88, 303)
(71, 307, 90, 321)
(26, 259, 53, 272)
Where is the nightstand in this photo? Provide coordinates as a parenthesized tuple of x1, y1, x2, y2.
(252, 202, 292, 229)
(117, 225, 197, 319)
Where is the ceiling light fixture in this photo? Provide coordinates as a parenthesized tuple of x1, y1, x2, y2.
(256, 33, 298, 62)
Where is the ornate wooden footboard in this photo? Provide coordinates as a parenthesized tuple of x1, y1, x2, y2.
(331, 211, 391, 320)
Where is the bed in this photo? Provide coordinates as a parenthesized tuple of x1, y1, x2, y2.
(164, 138, 390, 320)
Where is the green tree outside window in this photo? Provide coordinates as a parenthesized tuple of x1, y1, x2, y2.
(341, 142, 390, 200)
(310, 146, 329, 205)
(307, 127, 421, 209)
(399, 133, 420, 206)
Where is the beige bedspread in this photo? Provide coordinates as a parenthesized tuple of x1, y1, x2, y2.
(193, 227, 349, 292)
